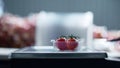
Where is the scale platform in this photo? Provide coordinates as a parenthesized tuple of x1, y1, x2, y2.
(10, 46, 107, 59)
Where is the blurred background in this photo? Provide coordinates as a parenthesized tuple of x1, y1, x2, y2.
(0, 0, 120, 49)
(1, 1, 120, 68)
(3, 0, 120, 30)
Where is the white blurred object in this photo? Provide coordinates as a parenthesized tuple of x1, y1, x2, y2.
(33, 46, 54, 50)
(36, 11, 94, 51)
(63, 11, 93, 28)
(93, 39, 114, 51)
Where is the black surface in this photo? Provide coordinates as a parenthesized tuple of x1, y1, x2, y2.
(11, 58, 120, 68)
(0, 60, 10, 68)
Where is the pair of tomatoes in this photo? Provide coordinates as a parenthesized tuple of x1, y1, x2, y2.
(55, 35, 78, 51)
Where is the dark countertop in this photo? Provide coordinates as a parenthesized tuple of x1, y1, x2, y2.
(10, 46, 107, 59)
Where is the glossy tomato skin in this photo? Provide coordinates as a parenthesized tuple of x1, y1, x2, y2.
(67, 38, 78, 50)
(55, 38, 68, 50)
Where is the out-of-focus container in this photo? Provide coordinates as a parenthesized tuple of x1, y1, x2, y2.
(35, 11, 94, 51)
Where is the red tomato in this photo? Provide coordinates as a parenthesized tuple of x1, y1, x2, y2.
(55, 37, 68, 50)
(67, 38, 78, 50)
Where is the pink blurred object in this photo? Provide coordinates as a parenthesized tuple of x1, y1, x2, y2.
(0, 13, 36, 48)
(107, 30, 120, 41)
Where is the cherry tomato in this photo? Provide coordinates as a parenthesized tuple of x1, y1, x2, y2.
(67, 36, 78, 50)
(55, 37, 68, 50)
